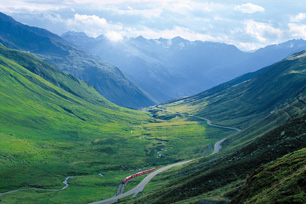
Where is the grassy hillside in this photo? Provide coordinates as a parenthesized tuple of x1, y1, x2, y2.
(0, 12, 155, 109)
(163, 50, 306, 129)
(0, 45, 230, 203)
(125, 49, 306, 203)
(231, 147, 306, 204)
(126, 94, 306, 204)
(0, 43, 150, 189)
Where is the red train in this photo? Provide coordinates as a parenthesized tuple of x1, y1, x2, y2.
(122, 168, 156, 184)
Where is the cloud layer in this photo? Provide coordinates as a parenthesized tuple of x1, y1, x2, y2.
(1, 0, 306, 51)
(235, 3, 264, 14)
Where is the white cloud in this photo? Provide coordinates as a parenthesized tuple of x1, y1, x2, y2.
(288, 23, 306, 38)
(0, 0, 67, 12)
(235, 3, 265, 14)
(2, 0, 306, 51)
(235, 42, 262, 52)
(71, 0, 221, 8)
(108, 7, 163, 19)
(106, 31, 124, 41)
(71, 0, 225, 15)
(245, 20, 282, 42)
(164, 1, 226, 15)
(290, 13, 306, 22)
(74, 14, 108, 27)
(72, 0, 144, 4)
(42, 12, 64, 24)
(66, 14, 124, 40)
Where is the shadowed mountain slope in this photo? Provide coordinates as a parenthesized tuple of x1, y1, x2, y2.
(127, 58, 306, 203)
(231, 146, 306, 204)
(0, 43, 154, 194)
(62, 31, 306, 103)
(1, 45, 231, 204)
(163, 49, 306, 129)
(128, 101, 306, 204)
(0, 12, 155, 109)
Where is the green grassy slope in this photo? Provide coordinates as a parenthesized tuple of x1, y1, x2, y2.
(163, 50, 306, 129)
(126, 49, 306, 203)
(0, 44, 153, 199)
(0, 45, 230, 203)
(38, 50, 156, 109)
(0, 44, 150, 190)
(221, 94, 306, 153)
(0, 12, 155, 109)
(231, 147, 306, 204)
(127, 96, 306, 204)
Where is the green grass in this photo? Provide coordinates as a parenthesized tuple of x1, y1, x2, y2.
(0, 174, 119, 204)
(127, 99, 306, 204)
(130, 50, 306, 204)
(0, 117, 227, 204)
(162, 50, 306, 129)
(0, 45, 232, 203)
(231, 147, 306, 204)
(175, 179, 244, 204)
(37, 46, 156, 109)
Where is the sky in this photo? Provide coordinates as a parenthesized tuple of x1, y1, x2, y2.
(1, 0, 306, 51)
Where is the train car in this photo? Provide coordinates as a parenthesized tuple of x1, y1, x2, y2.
(122, 168, 156, 184)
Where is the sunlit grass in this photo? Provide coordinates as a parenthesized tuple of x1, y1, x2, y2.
(0, 45, 232, 203)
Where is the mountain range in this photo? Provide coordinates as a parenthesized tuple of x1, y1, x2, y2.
(0, 12, 155, 109)
(1, 11, 306, 204)
(0, 42, 231, 203)
(162, 49, 306, 129)
(62, 31, 306, 103)
(0, 42, 155, 195)
(130, 44, 306, 204)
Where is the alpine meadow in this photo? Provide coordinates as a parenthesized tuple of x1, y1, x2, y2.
(0, 1, 306, 204)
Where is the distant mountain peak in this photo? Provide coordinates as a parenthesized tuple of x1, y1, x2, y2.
(61, 31, 89, 38)
(0, 12, 155, 108)
(134, 35, 147, 42)
(62, 28, 306, 104)
(256, 39, 306, 52)
(96, 34, 107, 40)
(171, 36, 185, 42)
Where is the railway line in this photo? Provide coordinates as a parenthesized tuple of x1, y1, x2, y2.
(0, 107, 240, 203)
(92, 108, 241, 204)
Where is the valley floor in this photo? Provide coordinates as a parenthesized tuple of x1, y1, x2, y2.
(0, 108, 233, 204)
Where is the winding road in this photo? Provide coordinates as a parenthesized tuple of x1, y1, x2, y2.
(0, 108, 241, 203)
(90, 160, 191, 204)
(211, 139, 226, 155)
(115, 183, 125, 196)
(190, 114, 241, 154)
(163, 109, 241, 132)
(0, 176, 74, 196)
(190, 115, 241, 132)
(91, 109, 241, 204)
